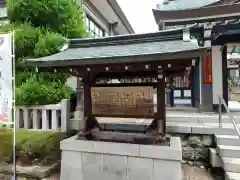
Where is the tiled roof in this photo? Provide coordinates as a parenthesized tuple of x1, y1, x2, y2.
(156, 0, 220, 11)
(28, 26, 208, 67)
(32, 40, 200, 62)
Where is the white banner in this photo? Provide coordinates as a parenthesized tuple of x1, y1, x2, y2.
(0, 33, 13, 124)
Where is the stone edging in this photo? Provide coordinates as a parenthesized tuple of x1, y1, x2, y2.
(0, 161, 60, 179)
(60, 136, 182, 161)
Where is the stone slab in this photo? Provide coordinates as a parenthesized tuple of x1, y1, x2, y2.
(127, 157, 153, 180)
(225, 172, 240, 180)
(182, 165, 215, 180)
(192, 127, 237, 135)
(209, 148, 221, 168)
(0, 162, 59, 179)
(61, 136, 181, 160)
(60, 136, 182, 180)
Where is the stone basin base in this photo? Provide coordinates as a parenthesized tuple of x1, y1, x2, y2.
(60, 135, 182, 180)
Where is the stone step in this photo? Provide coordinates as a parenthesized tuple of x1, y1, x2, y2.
(209, 148, 221, 168)
(192, 127, 237, 136)
(215, 135, 240, 146)
(166, 116, 234, 124)
(221, 157, 240, 173)
(217, 145, 240, 158)
(225, 172, 240, 180)
(166, 113, 240, 124)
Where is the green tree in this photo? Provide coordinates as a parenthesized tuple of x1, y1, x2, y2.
(7, 0, 87, 38)
(1, 0, 88, 105)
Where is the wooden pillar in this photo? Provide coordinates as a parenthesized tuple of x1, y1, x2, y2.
(169, 77, 174, 107)
(83, 73, 101, 138)
(156, 68, 166, 136)
(83, 75, 92, 118)
(190, 67, 196, 107)
(222, 45, 228, 106)
(146, 68, 166, 137)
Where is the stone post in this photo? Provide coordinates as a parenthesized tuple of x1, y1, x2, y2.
(73, 77, 84, 130)
(61, 99, 70, 132)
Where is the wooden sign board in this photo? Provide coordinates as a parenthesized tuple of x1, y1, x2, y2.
(91, 86, 154, 117)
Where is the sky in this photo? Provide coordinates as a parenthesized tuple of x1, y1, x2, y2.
(116, 0, 160, 33)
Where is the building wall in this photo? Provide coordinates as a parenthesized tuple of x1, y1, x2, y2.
(83, 0, 110, 37)
(67, 0, 134, 90)
(83, 0, 134, 37)
(0, 0, 134, 37)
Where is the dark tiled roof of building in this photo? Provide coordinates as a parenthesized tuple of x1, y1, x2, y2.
(33, 40, 200, 62)
(28, 26, 208, 67)
(156, 0, 220, 11)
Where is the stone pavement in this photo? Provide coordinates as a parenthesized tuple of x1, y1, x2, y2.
(44, 173, 60, 180)
(182, 164, 220, 180)
(40, 165, 218, 180)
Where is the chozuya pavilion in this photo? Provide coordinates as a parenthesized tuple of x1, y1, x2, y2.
(29, 25, 208, 180)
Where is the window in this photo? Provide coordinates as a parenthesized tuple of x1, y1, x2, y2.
(85, 15, 105, 38)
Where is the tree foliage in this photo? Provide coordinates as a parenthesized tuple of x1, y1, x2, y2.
(7, 0, 87, 38)
(16, 73, 72, 105)
(34, 31, 65, 57)
(1, 0, 87, 105)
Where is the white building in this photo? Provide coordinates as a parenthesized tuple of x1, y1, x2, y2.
(0, 0, 135, 90)
(0, 0, 134, 37)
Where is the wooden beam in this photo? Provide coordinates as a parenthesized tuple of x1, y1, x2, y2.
(37, 59, 193, 77)
(83, 74, 93, 118)
(92, 82, 156, 87)
(156, 74, 166, 135)
(92, 114, 154, 119)
(95, 71, 156, 79)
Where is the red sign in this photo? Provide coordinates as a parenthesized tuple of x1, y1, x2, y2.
(0, 114, 8, 122)
(203, 53, 212, 84)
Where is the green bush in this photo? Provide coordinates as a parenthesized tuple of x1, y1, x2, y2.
(15, 71, 33, 87)
(14, 23, 42, 58)
(16, 73, 72, 105)
(7, 0, 87, 38)
(0, 23, 14, 33)
(34, 31, 65, 57)
(0, 128, 65, 165)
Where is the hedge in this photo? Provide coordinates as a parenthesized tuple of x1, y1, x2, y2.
(16, 73, 72, 105)
(0, 128, 66, 165)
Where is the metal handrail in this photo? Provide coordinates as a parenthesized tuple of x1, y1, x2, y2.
(218, 95, 240, 139)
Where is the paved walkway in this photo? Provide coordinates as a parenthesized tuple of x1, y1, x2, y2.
(182, 165, 217, 180)
(45, 165, 217, 180)
(229, 100, 240, 111)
